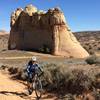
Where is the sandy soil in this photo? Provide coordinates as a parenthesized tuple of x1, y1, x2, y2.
(0, 32, 9, 36)
(0, 71, 56, 100)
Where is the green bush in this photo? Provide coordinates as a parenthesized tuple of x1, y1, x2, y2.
(8, 67, 18, 74)
(0, 65, 8, 70)
(85, 55, 100, 65)
(38, 45, 51, 54)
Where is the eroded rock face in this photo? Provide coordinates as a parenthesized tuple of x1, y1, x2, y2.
(8, 4, 89, 58)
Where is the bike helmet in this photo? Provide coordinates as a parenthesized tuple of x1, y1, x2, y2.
(31, 56, 37, 61)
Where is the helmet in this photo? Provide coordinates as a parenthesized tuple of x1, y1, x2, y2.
(31, 56, 37, 61)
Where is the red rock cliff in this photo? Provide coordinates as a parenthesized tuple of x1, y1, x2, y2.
(8, 5, 89, 58)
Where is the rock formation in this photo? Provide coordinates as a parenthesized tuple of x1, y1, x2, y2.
(8, 5, 89, 58)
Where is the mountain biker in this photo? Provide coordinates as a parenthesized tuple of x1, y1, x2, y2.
(26, 56, 43, 94)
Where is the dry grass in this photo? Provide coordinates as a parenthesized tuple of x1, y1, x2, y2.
(42, 64, 99, 94)
(1, 62, 99, 96)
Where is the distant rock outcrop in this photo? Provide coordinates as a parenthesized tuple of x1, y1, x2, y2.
(8, 5, 89, 58)
(0, 30, 9, 35)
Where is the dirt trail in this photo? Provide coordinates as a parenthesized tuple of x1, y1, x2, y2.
(0, 72, 56, 100)
(0, 56, 32, 60)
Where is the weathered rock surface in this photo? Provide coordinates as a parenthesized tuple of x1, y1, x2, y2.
(8, 5, 89, 58)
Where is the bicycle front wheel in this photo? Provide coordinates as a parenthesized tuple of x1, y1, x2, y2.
(35, 79, 42, 98)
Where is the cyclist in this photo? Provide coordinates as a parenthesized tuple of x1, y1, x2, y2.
(26, 56, 43, 94)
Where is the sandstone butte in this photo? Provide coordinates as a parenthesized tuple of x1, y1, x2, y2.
(8, 4, 89, 58)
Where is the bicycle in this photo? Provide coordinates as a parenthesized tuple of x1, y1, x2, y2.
(27, 72, 43, 99)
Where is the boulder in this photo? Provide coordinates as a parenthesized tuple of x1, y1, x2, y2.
(8, 4, 89, 58)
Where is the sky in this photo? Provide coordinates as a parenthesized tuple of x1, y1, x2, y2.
(0, 0, 100, 32)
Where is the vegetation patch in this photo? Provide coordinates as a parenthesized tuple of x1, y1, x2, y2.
(0, 63, 99, 99)
(85, 55, 100, 65)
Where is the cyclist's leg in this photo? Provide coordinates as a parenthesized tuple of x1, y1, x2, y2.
(32, 73, 36, 89)
(27, 73, 33, 90)
(34, 74, 43, 98)
(27, 73, 35, 95)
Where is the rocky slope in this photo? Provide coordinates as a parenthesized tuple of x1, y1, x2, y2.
(74, 31, 100, 54)
(0, 31, 9, 51)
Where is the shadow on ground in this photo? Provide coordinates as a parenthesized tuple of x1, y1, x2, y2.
(0, 91, 36, 100)
(0, 90, 57, 100)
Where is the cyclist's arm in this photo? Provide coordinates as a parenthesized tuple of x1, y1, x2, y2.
(27, 65, 30, 73)
(38, 64, 43, 72)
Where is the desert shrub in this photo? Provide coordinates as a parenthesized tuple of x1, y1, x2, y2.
(6, 63, 98, 95)
(95, 73, 100, 79)
(40, 64, 96, 95)
(93, 90, 100, 100)
(85, 55, 100, 65)
(89, 50, 95, 55)
(14, 70, 28, 81)
(93, 73, 100, 89)
(2, 49, 7, 51)
(59, 93, 74, 100)
(88, 45, 92, 50)
(97, 47, 100, 50)
(12, 66, 28, 81)
(0, 65, 8, 70)
(83, 44, 95, 55)
(38, 45, 51, 54)
(41, 64, 67, 91)
(8, 67, 18, 74)
(7, 65, 28, 81)
(66, 69, 94, 94)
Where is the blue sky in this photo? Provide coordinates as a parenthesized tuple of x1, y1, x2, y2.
(0, 0, 100, 32)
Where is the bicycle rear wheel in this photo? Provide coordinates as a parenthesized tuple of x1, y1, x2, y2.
(35, 79, 42, 98)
